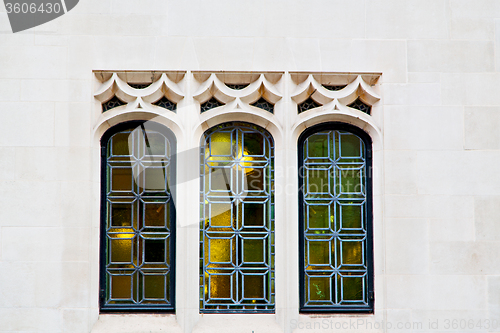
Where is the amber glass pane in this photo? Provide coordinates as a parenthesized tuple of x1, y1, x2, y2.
(210, 275, 231, 298)
(243, 238, 264, 262)
(144, 275, 165, 298)
(111, 168, 133, 191)
(245, 168, 264, 191)
(307, 134, 329, 158)
(308, 241, 330, 265)
(111, 204, 132, 227)
(111, 275, 131, 299)
(144, 203, 166, 227)
(111, 238, 133, 262)
(112, 132, 131, 156)
(308, 205, 329, 229)
(341, 241, 363, 265)
(340, 133, 361, 157)
(209, 238, 232, 263)
(342, 276, 363, 301)
(309, 277, 330, 301)
(244, 275, 264, 298)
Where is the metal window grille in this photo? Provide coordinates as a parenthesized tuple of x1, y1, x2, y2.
(200, 122, 275, 313)
(299, 123, 373, 313)
(100, 121, 175, 312)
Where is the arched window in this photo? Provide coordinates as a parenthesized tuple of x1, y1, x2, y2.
(298, 123, 373, 313)
(200, 122, 275, 313)
(100, 121, 176, 311)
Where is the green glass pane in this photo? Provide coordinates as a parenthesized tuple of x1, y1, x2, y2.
(144, 275, 165, 299)
(307, 134, 329, 158)
(309, 277, 330, 301)
(144, 203, 167, 227)
(210, 203, 233, 227)
(340, 133, 361, 157)
(210, 275, 231, 298)
(209, 238, 232, 263)
(307, 169, 329, 193)
(111, 204, 132, 227)
(308, 241, 330, 265)
(111, 275, 131, 299)
(341, 204, 362, 229)
(308, 205, 330, 229)
(243, 132, 264, 156)
(244, 203, 264, 227)
(111, 168, 133, 191)
(339, 168, 361, 193)
(144, 239, 165, 262)
(112, 132, 131, 156)
(111, 238, 132, 262)
(143, 167, 166, 191)
(243, 238, 264, 262)
(145, 132, 167, 156)
(341, 241, 363, 265)
(244, 275, 264, 298)
(210, 132, 232, 156)
(342, 276, 363, 301)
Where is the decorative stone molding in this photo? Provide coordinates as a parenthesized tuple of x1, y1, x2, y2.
(290, 73, 381, 114)
(94, 71, 185, 113)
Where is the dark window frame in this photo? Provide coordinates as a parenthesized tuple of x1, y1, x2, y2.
(99, 120, 176, 313)
(298, 122, 374, 314)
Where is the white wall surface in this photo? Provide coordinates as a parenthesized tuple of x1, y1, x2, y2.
(0, 0, 499, 332)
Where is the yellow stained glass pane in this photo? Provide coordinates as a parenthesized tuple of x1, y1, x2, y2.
(210, 203, 232, 227)
(111, 275, 131, 299)
(243, 239, 264, 262)
(210, 132, 232, 156)
(244, 275, 264, 299)
(340, 133, 361, 157)
(112, 168, 133, 191)
(307, 169, 329, 193)
(308, 241, 330, 265)
(309, 277, 330, 301)
(209, 238, 232, 263)
(342, 276, 363, 301)
(144, 275, 165, 299)
(111, 238, 133, 262)
(210, 275, 231, 298)
(341, 241, 363, 265)
(308, 205, 329, 229)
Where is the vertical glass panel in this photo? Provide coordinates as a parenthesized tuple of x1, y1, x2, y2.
(103, 123, 174, 311)
(201, 123, 274, 312)
(301, 127, 370, 312)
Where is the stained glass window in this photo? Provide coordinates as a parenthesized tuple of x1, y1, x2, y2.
(347, 98, 371, 114)
(200, 122, 275, 313)
(299, 123, 373, 313)
(100, 121, 175, 312)
(298, 97, 321, 113)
